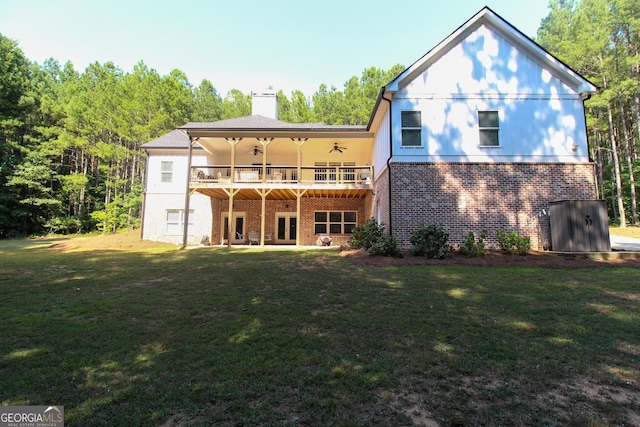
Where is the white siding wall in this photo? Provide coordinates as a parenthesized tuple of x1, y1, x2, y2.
(372, 107, 391, 179)
(392, 24, 590, 163)
(143, 149, 213, 244)
(142, 193, 212, 245)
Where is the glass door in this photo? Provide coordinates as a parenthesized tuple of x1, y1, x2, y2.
(275, 213, 297, 244)
(221, 213, 246, 244)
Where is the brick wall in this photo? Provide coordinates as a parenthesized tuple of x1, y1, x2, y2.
(389, 162, 597, 249)
(214, 197, 367, 246)
(373, 166, 391, 233)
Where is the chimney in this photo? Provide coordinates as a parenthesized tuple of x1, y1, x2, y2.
(251, 90, 278, 119)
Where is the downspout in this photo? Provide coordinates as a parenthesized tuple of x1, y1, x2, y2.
(180, 134, 196, 249)
(140, 149, 149, 241)
(380, 91, 393, 236)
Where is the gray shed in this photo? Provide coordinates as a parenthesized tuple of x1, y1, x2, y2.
(549, 200, 610, 252)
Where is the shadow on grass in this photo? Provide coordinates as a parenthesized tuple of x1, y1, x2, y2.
(0, 244, 638, 426)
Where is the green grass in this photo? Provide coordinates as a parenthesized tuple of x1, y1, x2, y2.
(610, 225, 640, 239)
(1, 240, 639, 426)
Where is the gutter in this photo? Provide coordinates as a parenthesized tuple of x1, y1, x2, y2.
(380, 90, 394, 236)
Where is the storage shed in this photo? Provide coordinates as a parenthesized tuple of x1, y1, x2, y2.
(549, 200, 611, 252)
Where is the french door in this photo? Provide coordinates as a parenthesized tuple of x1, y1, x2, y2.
(221, 213, 246, 244)
(275, 213, 297, 244)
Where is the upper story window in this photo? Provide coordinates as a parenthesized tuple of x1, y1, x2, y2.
(478, 111, 500, 147)
(161, 161, 173, 183)
(401, 111, 422, 147)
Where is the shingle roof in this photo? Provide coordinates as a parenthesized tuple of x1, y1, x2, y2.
(142, 115, 369, 149)
(141, 129, 190, 149)
(180, 115, 366, 132)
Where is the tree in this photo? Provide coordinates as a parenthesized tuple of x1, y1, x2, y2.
(537, 0, 640, 226)
(193, 79, 223, 122)
(222, 89, 251, 119)
(277, 90, 315, 123)
(0, 33, 40, 236)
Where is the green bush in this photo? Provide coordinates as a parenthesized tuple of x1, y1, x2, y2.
(348, 218, 384, 249)
(369, 233, 402, 257)
(348, 218, 401, 257)
(459, 230, 488, 256)
(45, 216, 82, 235)
(496, 230, 531, 255)
(410, 223, 450, 258)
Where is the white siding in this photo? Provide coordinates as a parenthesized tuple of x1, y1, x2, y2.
(391, 24, 590, 163)
(146, 150, 213, 193)
(372, 107, 391, 179)
(143, 149, 213, 245)
(142, 192, 212, 245)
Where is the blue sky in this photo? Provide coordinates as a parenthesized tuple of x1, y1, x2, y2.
(0, 0, 551, 96)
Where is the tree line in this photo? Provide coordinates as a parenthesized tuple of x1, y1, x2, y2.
(0, 31, 402, 237)
(1, 0, 638, 237)
(536, 0, 640, 227)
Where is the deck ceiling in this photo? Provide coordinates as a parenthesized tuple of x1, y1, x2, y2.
(194, 187, 372, 200)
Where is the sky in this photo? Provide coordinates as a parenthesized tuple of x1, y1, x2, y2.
(0, 0, 551, 97)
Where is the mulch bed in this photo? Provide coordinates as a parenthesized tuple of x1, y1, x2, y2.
(340, 248, 640, 268)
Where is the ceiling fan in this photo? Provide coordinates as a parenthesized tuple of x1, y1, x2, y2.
(329, 142, 347, 153)
(249, 146, 263, 156)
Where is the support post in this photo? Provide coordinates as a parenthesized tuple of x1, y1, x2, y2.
(226, 138, 241, 247)
(181, 135, 198, 249)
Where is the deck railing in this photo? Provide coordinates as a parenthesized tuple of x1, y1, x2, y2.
(191, 165, 373, 186)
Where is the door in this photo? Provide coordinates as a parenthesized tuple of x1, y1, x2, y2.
(275, 213, 297, 244)
(221, 213, 246, 244)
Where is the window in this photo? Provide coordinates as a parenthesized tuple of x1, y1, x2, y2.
(478, 111, 500, 147)
(166, 209, 193, 235)
(161, 161, 173, 183)
(314, 211, 357, 234)
(401, 111, 422, 147)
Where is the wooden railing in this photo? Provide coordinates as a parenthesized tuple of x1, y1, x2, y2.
(191, 165, 373, 185)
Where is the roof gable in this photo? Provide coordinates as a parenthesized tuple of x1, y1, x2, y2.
(385, 7, 597, 97)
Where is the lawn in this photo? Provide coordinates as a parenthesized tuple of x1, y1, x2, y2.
(610, 225, 640, 239)
(0, 236, 638, 426)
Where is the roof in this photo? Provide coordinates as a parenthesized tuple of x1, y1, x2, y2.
(141, 129, 191, 149)
(180, 115, 366, 132)
(179, 115, 369, 141)
(142, 116, 370, 149)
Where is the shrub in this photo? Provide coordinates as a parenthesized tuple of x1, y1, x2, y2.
(496, 230, 531, 255)
(45, 216, 82, 235)
(410, 223, 450, 258)
(369, 233, 402, 257)
(348, 218, 384, 250)
(459, 230, 488, 256)
(348, 218, 401, 257)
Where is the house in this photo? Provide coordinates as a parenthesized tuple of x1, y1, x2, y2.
(141, 7, 598, 250)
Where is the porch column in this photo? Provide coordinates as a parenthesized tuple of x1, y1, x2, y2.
(253, 188, 273, 246)
(226, 137, 241, 247)
(257, 137, 272, 184)
(291, 138, 307, 184)
(294, 189, 307, 246)
(181, 135, 198, 249)
(291, 139, 307, 246)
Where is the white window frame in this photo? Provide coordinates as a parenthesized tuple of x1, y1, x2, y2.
(401, 111, 422, 147)
(314, 211, 357, 235)
(165, 209, 193, 235)
(161, 161, 173, 183)
(478, 110, 500, 147)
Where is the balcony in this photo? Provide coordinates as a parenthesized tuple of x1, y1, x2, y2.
(190, 165, 373, 199)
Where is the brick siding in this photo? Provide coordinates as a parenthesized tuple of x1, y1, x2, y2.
(389, 162, 597, 250)
(214, 198, 367, 246)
